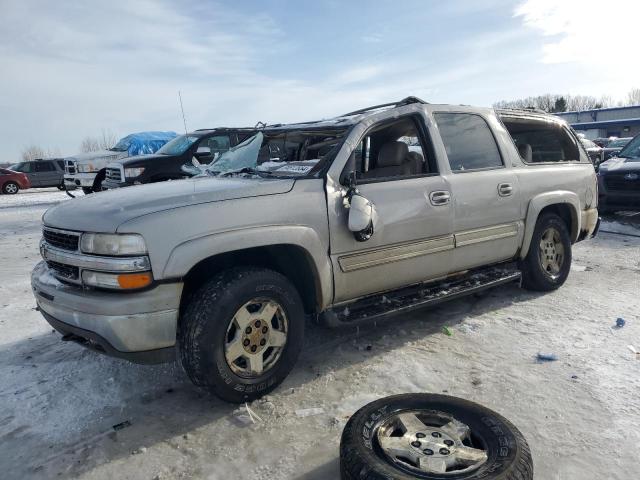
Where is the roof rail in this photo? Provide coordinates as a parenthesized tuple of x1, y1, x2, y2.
(495, 107, 547, 115)
(342, 96, 428, 117)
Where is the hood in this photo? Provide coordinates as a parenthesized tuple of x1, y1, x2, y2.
(117, 153, 169, 167)
(67, 149, 127, 165)
(599, 156, 640, 173)
(43, 176, 295, 233)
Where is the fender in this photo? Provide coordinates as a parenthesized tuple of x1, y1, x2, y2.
(162, 225, 333, 309)
(519, 191, 581, 259)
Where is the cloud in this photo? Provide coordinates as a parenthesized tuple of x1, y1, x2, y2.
(515, 0, 640, 66)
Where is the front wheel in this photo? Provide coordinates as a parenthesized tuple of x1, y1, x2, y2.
(521, 213, 572, 291)
(179, 267, 305, 403)
(57, 184, 65, 191)
(2, 181, 19, 194)
(81, 187, 93, 195)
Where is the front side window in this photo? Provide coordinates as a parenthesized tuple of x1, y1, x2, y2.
(435, 113, 502, 172)
(353, 116, 432, 181)
(619, 135, 640, 159)
(12, 162, 32, 173)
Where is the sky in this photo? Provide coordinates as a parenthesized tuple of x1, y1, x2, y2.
(1, 0, 639, 161)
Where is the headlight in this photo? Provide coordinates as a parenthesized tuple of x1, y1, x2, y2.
(82, 270, 153, 290)
(124, 167, 145, 178)
(77, 163, 98, 173)
(80, 233, 147, 255)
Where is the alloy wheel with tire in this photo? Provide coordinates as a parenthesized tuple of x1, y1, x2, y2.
(179, 267, 305, 403)
(340, 394, 533, 480)
(520, 213, 572, 291)
(2, 181, 19, 194)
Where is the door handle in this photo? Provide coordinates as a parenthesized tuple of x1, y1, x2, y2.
(429, 190, 451, 206)
(498, 183, 513, 197)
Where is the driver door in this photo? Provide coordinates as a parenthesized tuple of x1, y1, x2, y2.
(327, 113, 454, 303)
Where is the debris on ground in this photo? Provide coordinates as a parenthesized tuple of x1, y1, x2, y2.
(442, 326, 453, 336)
(628, 345, 639, 358)
(131, 447, 147, 455)
(536, 352, 558, 362)
(112, 420, 132, 431)
(295, 407, 324, 417)
(615, 318, 626, 328)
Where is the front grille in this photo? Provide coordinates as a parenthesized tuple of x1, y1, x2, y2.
(605, 174, 640, 193)
(66, 160, 76, 175)
(43, 228, 80, 251)
(105, 167, 122, 182)
(46, 261, 79, 281)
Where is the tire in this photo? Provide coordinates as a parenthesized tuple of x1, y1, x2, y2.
(82, 187, 93, 195)
(520, 213, 571, 291)
(179, 267, 305, 403)
(340, 394, 533, 480)
(57, 184, 65, 191)
(2, 181, 19, 195)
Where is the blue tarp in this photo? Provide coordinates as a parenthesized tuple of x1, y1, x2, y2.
(113, 131, 178, 156)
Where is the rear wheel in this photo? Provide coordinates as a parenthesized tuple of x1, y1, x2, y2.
(521, 213, 571, 291)
(2, 181, 19, 194)
(179, 267, 305, 403)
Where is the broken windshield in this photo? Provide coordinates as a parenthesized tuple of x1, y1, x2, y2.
(204, 128, 348, 178)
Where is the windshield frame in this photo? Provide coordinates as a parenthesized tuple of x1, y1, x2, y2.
(203, 126, 351, 179)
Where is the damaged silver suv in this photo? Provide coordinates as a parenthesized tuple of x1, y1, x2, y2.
(32, 97, 599, 402)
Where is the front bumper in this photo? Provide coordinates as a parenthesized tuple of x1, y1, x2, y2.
(31, 261, 182, 363)
(64, 172, 96, 188)
(102, 178, 134, 190)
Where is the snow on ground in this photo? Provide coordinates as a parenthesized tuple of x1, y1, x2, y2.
(0, 187, 84, 210)
(0, 190, 639, 480)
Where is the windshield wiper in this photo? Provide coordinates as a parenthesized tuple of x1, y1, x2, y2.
(217, 167, 272, 177)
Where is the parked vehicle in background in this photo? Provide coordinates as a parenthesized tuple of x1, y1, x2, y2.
(32, 97, 599, 403)
(602, 137, 632, 161)
(580, 138, 603, 165)
(593, 137, 613, 148)
(102, 128, 255, 189)
(598, 133, 640, 212)
(64, 131, 177, 194)
(9, 159, 66, 190)
(0, 167, 31, 194)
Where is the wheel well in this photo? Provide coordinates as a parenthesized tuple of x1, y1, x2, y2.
(180, 245, 321, 316)
(539, 203, 577, 241)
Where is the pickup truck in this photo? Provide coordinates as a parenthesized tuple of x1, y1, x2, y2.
(102, 128, 256, 189)
(31, 97, 599, 403)
(64, 131, 176, 193)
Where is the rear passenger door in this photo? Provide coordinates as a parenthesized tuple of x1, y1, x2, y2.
(433, 111, 523, 272)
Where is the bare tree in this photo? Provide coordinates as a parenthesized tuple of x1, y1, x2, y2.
(80, 129, 117, 152)
(99, 129, 117, 149)
(21, 145, 46, 161)
(495, 93, 615, 113)
(626, 88, 640, 106)
(80, 136, 100, 153)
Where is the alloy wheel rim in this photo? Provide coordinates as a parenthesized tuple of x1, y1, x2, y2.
(376, 409, 488, 475)
(224, 298, 288, 378)
(538, 227, 564, 279)
(6, 183, 17, 193)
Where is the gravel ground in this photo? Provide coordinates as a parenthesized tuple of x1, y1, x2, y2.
(0, 191, 638, 480)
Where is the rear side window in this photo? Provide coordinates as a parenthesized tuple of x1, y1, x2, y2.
(35, 162, 55, 172)
(434, 113, 502, 172)
(501, 117, 580, 163)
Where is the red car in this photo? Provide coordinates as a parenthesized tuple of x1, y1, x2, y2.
(0, 167, 31, 194)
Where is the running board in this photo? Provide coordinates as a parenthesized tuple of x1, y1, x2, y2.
(321, 263, 522, 327)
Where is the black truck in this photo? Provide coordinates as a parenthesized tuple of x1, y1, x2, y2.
(101, 128, 256, 189)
